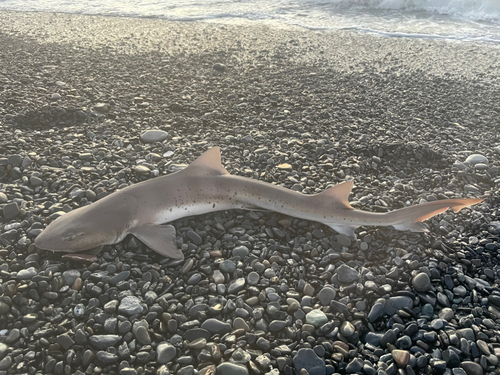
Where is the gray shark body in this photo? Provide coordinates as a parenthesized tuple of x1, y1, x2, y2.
(34, 147, 483, 259)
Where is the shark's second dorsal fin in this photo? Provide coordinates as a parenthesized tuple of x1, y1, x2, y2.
(314, 181, 354, 209)
(184, 147, 229, 176)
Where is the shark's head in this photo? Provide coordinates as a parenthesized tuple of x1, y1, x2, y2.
(34, 206, 122, 253)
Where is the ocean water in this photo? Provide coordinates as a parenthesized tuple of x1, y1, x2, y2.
(1, 0, 500, 43)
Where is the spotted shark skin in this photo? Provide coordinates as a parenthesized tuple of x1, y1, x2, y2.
(34, 147, 483, 260)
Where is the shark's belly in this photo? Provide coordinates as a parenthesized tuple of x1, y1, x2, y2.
(153, 201, 251, 225)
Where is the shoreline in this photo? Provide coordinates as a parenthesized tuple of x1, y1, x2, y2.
(0, 10, 499, 375)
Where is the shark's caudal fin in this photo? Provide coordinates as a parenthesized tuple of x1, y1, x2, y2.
(184, 147, 230, 176)
(388, 198, 483, 233)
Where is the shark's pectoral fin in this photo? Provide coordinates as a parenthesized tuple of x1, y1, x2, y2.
(128, 224, 184, 260)
(326, 224, 358, 239)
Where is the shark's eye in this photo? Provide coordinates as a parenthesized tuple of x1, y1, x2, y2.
(64, 233, 83, 241)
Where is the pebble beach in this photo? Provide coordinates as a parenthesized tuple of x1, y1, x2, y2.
(1, 9, 500, 375)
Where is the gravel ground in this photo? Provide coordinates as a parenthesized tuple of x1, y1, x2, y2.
(1, 10, 500, 375)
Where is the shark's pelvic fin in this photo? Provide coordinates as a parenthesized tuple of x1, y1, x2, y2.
(185, 146, 229, 176)
(128, 224, 184, 260)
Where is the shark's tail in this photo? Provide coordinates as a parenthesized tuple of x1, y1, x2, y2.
(387, 198, 483, 233)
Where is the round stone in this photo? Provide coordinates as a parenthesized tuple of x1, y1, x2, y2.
(228, 278, 246, 294)
(305, 310, 328, 327)
(336, 264, 359, 284)
(134, 325, 151, 345)
(269, 320, 287, 332)
(0, 302, 9, 314)
(62, 270, 81, 286)
(340, 321, 355, 337)
(157, 342, 176, 364)
(216, 363, 249, 375)
(247, 271, 260, 286)
(219, 260, 236, 273)
(74, 304, 85, 317)
(201, 318, 231, 335)
(465, 154, 488, 165)
(230, 348, 251, 364)
(232, 246, 249, 258)
(134, 165, 150, 175)
(461, 361, 483, 375)
(318, 287, 336, 306)
(3, 202, 20, 221)
(118, 296, 143, 316)
(140, 130, 168, 143)
(233, 317, 250, 331)
(211, 270, 225, 284)
(17, 267, 37, 280)
(412, 272, 431, 292)
(187, 231, 202, 245)
(453, 285, 467, 297)
(438, 307, 455, 320)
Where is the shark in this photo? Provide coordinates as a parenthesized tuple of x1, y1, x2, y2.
(34, 147, 483, 260)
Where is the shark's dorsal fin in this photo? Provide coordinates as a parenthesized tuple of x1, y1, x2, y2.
(314, 181, 354, 209)
(184, 147, 229, 176)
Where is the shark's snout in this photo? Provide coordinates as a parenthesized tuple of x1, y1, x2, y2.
(34, 222, 82, 252)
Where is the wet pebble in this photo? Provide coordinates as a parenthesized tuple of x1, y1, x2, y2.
(118, 296, 143, 316)
(157, 342, 176, 364)
(336, 264, 359, 283)
(412, 272, 431, 292)
(140, 129, 168, 143)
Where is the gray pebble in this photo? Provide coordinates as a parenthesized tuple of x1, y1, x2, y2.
(228, 278, 246, 294)
(232, 245, 249, 258)
(187, 230, 202, 245)
(89, 335, 121, 349)
(201, 318, 231, 335)
(215, 363, 248, 375)
(317, 286, 336, 305)
(17, 267, 37, 280)
(465, 154, 488, 165)
(140, 129, 168, 143)
(157, 342, 176, 364)
(3, 202, 20, 221)
(118, 296, 143, 316)
(0, 356, 12, 371)
(305, 310, 328, 327)
(340, 321, 355, 337)
(336, 264, 360, 284)
(247, 271, 260, 285)
(412, 272, 431, 292)
(62, 270, 81, 286)
(219, 260, 236, 273)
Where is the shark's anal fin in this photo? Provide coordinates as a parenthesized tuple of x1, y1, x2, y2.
(392, 222, 429, 233)
(128, 224, 184, 260)
(326, 224, 358, 239)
